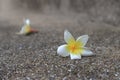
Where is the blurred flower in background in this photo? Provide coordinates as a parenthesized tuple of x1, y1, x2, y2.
(16, 19, 38, 35)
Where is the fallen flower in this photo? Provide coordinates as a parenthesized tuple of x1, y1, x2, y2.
(57, 30, 93, 59)
(16, 19, 38, 35)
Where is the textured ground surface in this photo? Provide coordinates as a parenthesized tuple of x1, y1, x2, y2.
(0, 18, 120, 80)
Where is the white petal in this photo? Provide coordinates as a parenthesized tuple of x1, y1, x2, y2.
(82, 49, 93, 56)
(57, 44, 69, 57)
(64, 30, 75, 43)
(70, 54, 81, 59)
(16, 26, 25, 35)
(25, 19, 30, 25)
(20, 26, 25, 33)
(76, 35, 89, 46)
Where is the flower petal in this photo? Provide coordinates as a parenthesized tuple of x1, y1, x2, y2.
(16, 26, 26, 35)
(20, 26, 26, 33)
(81, 48, 93, 56)
(70, 53, 81, 59)
(25, 19, 30, 25)
(64, 30, 75, 43)
(57, 44, 69, 57)
(76, 35, 89, 46)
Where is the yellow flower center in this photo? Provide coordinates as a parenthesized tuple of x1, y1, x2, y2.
(66, 39, 83, 55)
(25, 25, 31, 33)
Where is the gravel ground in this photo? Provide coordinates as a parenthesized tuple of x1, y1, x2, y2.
(0, 21, 120, 80)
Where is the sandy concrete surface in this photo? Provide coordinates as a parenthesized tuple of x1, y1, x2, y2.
(0, 16, 120, 79)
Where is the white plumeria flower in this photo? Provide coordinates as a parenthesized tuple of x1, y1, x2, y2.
(17, 19, 38, 35)
(57, 30, 93, 59)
